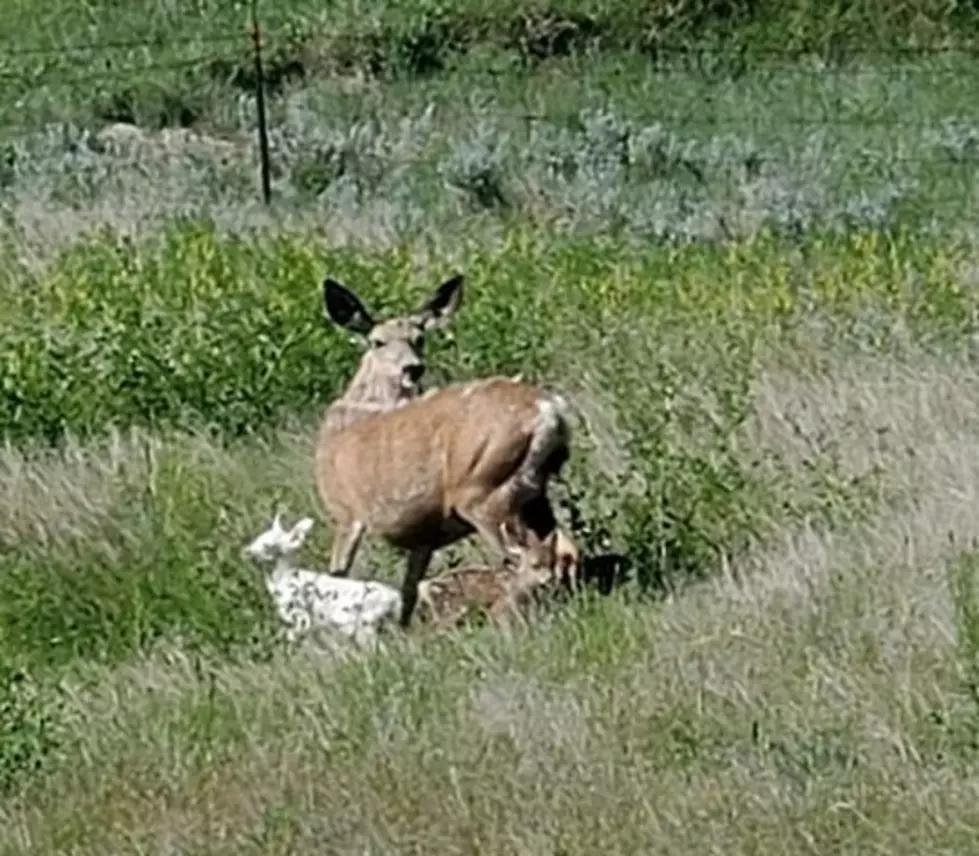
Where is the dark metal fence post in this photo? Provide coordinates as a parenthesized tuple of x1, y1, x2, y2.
(250, 0, 272, 205)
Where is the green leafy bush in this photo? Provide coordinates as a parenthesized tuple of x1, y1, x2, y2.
(1, 224, 973, 668)
(0, 665, 66, 795)
(1, 224, 972, 448)
(2, 222, 401, 444)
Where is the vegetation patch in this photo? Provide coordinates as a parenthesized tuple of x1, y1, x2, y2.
(3, 1, 979, 848)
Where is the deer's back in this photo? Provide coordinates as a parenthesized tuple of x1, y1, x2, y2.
(315, 377, 555, 545)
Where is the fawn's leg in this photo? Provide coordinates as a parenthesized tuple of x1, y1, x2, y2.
(353, 623, 379, 650)
(488, 595, 521, 633)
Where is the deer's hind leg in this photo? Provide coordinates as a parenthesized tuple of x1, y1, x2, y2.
(451, 417, 566, 567)
(520, 493, 558, 540)
(451, 483, 524, 566)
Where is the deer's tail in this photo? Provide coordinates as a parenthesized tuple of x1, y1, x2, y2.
(523, 391, 572, 482)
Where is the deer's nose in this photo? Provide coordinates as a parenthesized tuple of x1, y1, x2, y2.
(405, 363, 425, 382)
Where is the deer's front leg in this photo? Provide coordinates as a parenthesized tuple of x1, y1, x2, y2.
(400, 546, 434, 628)
(330, 521, 365, 576)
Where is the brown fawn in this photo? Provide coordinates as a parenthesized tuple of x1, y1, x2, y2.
(416, 521, 576, 631)
(313, 274, 578, 628)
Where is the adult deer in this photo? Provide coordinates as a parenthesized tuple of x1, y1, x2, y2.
(314, 274, 575, 628)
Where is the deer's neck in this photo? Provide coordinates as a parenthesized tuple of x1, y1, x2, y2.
(323, 369, 417, 434)
(268, 558, 299, 583)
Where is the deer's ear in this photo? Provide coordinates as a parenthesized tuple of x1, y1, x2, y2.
(323, 278, 375, 335)
(287, 517, 315, 548)
(498, 520, 522, 557)
(417, 274, 463, 330)
(541, 530, 558, 554)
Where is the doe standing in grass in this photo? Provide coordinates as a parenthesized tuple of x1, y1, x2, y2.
(313, 274, 577, 630)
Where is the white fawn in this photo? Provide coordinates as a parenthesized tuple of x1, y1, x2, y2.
(242, 513, 402, 648)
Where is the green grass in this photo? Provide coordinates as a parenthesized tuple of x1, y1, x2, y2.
(4, 228, 979, 851)
(4, 0, 979, 849)
(2, 0, 979, 126)
(7, 348, 979, 850)
(0, 227, 874, 667)
(1, 226, 968, 680)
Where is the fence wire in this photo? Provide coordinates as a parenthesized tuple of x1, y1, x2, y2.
(0, 30, 977, 214)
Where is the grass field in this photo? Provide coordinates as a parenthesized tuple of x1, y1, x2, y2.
(4, 0, 979, 852)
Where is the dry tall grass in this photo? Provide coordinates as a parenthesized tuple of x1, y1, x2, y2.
(3, 347, 979, 853)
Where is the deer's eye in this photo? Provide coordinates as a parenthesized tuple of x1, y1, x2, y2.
(369, 338, 384, 349)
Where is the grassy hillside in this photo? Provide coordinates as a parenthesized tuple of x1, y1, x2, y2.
(3, 0, 979, 851)
(6, 342, 979, 852)
(7, 226, 967, 669)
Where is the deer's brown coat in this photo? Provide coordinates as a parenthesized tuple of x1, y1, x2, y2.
(313, 275, 576, 628)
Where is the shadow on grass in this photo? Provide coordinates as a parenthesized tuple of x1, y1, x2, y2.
(576, 551, 635, 595)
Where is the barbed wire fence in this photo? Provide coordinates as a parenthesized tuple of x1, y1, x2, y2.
(0, 16, 279, 199)
(1, 18, 979, 213)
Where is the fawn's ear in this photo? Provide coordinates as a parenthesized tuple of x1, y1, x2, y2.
(287, 517, 315, 549)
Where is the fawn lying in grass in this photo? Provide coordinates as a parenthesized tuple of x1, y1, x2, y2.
(416, 522, 575, 631)
(243, 513, 402, 648)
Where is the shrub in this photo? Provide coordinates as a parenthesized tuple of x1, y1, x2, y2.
(1, 224, 973, 447)
(0, 665, 66, 795)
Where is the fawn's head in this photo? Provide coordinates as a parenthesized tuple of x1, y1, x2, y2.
(500, 521, 559, 588)
(243, 513, 315, 563)
(323, 274, 464, 405)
